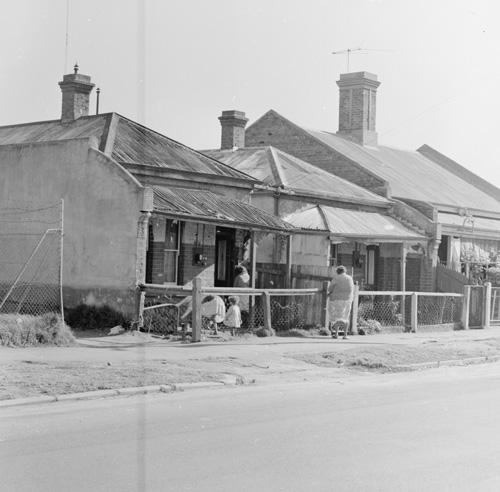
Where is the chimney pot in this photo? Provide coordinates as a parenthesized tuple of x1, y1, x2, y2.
(58, 67, 95, 123)
(218, 110, 248, 150)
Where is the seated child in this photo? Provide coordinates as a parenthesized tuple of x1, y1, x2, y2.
(224, 296, 242, 336)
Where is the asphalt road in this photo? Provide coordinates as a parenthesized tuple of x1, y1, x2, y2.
(2, 364, 500, 492)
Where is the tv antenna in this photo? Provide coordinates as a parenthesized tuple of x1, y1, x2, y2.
(331, 47, 392, 72)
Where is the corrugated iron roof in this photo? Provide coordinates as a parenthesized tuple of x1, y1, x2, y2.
(111, 116, 253, 179)
(152, 186, 295, 232)
(0, 115, 107, 145)
(304, 128, 500, 213)
(285, 205, 425, 241)
(0, 113, 253, 181)
(203, 146, 389, 206)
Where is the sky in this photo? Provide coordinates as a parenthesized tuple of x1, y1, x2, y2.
(1, 0, 500, 187)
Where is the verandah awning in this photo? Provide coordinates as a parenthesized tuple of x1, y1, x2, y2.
(152, 186, 295, 233)
(284, 205, 425, 242)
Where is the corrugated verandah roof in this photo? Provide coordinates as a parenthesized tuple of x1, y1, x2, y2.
(285, 205, 425, 241)
(0, 113, 254, 181)
(152, 187, 295, 232)
(203, 146, 389, 206)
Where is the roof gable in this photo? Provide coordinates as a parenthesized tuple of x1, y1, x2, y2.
(204, 146, 389, 206)
(245, 110, 389, 196)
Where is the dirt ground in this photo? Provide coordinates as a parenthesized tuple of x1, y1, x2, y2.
(3, 329, 500, 400)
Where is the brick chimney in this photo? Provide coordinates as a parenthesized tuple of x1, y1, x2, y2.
(336, 72, 380, 146)
(218, 110, 248, 150)
(58, 64, 95, 123)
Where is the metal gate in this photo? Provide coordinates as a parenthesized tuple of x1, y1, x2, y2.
(469, 285, 484, 328)
(491, 287, 500, 326)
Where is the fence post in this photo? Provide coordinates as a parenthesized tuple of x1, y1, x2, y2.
(461, 285, 470, 330)
(191, 277, 202, 342)
(321, 281, 329, 330)
(483, 282, 492, 329)
(411, 292, 418, 333)
(262, 292, 272, 331)
(351, 284, 359, 335)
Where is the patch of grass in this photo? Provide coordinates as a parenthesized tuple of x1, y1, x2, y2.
(0, 313, 75, 347)
(278, 328, 312, 338)
(0, 360, 228, 400)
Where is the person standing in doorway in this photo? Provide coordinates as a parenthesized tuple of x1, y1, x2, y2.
(328, 265, 354, 339)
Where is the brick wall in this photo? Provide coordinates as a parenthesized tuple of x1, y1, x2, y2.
(246, 111, 387, 196)
(178, 242, 216, 287)
(377, 257, 400, 290)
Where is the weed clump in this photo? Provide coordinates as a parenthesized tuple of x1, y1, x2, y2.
(0, 313, 75, 347)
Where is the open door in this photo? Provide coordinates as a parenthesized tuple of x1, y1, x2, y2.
(215, 227, 236, 287)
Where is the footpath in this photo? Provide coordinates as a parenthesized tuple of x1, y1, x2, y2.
(2, 328, 500, 407)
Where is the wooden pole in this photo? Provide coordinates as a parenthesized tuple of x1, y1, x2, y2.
(321, 280, 330, 330)
(286, 234, 292, 289)
(247, 231, 257, 329)
(461, 285, 470, 330)
(191, 277, 202, 342)
(262, 292, 272, 331)
(401, 243, 407, 330)
(411, 292, 418, 333)
(483, 282, 492, 329)
(351, 283, 359, 335)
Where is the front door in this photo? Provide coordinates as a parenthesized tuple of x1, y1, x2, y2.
(215, 228, 236, 287)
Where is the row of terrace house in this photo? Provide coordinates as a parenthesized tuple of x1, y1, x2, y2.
(203, 71, 500, 292)
(1, 67, 500, 321)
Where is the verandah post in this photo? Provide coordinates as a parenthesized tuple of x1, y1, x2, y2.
(191, 277, 202, 342)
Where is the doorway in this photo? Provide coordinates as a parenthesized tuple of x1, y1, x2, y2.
(215, 227, 236, 287)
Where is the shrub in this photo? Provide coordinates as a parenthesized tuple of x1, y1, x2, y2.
(66, 304, 129, 331)
(255, 326, 276, 337)
(357, 319, 382, 335)
(0, 313, 75, 347)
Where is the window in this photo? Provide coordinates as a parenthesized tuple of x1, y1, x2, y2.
(163, 219, 180, 284)
(328, 243, 338, 267)
(366, 245, 378, 286)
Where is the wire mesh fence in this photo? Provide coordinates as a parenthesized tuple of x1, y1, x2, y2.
(141, 289, 321, 336)
(253, 294, 314, 332)
(357, 294, 408, 332)
(356, 292, 463, 332)
(142, 293, 191, 335)
(0, 203, 63, 318)
(417, 295, 462, 326)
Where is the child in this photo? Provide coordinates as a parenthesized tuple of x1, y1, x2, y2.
(224, 296, 242, 336)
